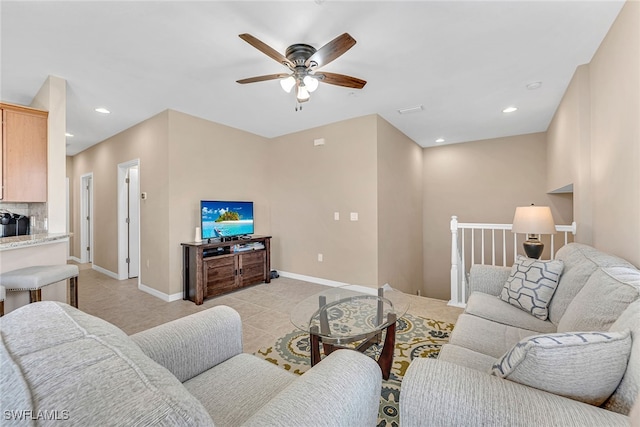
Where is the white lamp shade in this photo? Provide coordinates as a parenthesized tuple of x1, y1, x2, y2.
(511, 206, 556, 234)
(303, 75, 319, 92)
(280, 76, 296, 93)
(296, 85, 310, 102)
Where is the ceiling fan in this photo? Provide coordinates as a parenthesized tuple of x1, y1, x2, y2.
(236, 33, 366, 109)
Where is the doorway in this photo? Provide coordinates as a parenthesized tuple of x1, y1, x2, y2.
(80, 173, 93, 264)
(117, 160, 140, 280)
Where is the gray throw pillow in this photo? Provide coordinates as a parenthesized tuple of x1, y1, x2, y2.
(499, 255, 564, 320)
(491, 330, 631, 406)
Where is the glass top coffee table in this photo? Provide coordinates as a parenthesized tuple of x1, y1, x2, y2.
(290, 285, 410, 380)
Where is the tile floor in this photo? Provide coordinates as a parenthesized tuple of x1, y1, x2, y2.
(75, 262, 463, 353)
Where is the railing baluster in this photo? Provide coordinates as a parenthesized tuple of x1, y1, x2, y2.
(471, 230, 475, 267)
(502, 229, 506, 266)
(480, 228, 484, 264)
(450, 216, 459, 306)
(491, 229, 496, 266)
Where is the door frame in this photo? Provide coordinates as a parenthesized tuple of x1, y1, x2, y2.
(80, 173, 93, 264)
(117, 159, 140, 281)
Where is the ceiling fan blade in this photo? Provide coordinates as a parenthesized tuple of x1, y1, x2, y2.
(316, 72, 367, 89)
(239, 34, 293, 68)
(236, 73, 290, 84)
(305, 33, 356, 69)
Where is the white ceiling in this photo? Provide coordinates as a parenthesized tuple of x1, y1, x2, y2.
(1, 1, 625, 156)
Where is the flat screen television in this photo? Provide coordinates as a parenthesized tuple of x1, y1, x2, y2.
(200, 200, 254, 240)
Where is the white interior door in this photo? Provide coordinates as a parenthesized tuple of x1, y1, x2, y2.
(81, 173, 93, 263)
(127, 166, 140, 278)
(118, 159, 140, 281)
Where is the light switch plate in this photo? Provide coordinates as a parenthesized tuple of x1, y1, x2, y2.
(350, 212, 358, 221)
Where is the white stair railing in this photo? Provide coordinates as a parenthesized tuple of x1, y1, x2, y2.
(449, 215, 576, 308)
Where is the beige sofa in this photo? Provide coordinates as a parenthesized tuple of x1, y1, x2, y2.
(1, 302, 382, 426)
(401, 243, 640, 426)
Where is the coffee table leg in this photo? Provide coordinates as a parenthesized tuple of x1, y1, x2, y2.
(378, 312, 396, 380)
(310, 325, 321, 366)
(318, 296, 334, 356)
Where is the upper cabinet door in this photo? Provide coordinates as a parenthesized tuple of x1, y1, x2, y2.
(1, 104, 48, 202)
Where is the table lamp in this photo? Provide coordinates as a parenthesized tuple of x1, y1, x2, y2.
(511, 205, 556, 259)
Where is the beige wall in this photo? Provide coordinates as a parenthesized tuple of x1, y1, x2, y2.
(547, 0, 639, 267)
(269, 115, 379, 287)
(589, 0, 639, 266)
(70, 111, 420, 297)
(70, 110, 272, 297)
(422, 133, 574, 300)
(70, 111, 171, 291)
(547, 65, 593, 243)
(377, 116, 423, 295)
(165, 110, 271, 295)
(66, 155, 74, 253)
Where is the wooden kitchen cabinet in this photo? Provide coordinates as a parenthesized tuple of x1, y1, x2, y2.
(1, 103, 48, 202)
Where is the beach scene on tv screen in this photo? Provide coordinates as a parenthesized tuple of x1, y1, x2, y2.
(202, 202, 254, 238)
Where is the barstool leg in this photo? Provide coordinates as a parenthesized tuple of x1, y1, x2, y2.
(69, 276, 78, 308)
(29, 289, 42, 303)
(0, 301, 4, 317)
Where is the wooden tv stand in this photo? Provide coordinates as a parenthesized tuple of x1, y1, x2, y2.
(182, 235, 271, 305)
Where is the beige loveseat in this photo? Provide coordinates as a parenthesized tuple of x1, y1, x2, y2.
(1, 302, 382, 426)
(401, 243, 640, 426)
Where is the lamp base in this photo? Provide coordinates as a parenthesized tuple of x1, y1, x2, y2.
(523, 237, 544, 259)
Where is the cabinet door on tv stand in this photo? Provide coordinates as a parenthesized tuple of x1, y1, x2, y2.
(204, 256, 237, 298)
(239, 250, 267, 286)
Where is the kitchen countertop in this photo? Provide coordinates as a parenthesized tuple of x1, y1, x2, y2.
(0, 233, 71, 251)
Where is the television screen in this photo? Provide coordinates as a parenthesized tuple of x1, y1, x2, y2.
(201, 200, 254, 240)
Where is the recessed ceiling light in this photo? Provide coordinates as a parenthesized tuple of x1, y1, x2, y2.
(502, 106, 518, 113)
(526, 81, 542, 90)
(65, 132, 74, 137)
(95, 107, 110, 114)
(397, 105, 423, 115)
(435, 138, 445, 143)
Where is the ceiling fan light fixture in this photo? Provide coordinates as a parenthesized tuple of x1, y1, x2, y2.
(280, 76, 296, 93)
(303, 75, 319, 92)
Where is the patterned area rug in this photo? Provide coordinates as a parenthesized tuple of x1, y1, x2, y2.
(254, 313, 455, 427)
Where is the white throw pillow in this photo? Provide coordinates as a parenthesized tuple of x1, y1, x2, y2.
(499, 256, 564, 320)
(491, 330, 631, 406)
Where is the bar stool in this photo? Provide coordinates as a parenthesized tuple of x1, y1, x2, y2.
(0, 265, 79, 308)
(0, 285, 5, 316)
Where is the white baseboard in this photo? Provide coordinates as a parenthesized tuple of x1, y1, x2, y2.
(88, 264, 182, 302)
(92, 264, 119, 279)
(447, 300, 467, 309)
(68, 256, 82, 263)
(138, 282, 183, 302)
(276, 271, 378, 295)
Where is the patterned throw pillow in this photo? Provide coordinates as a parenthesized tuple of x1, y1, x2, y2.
(491, 330, 631, 406)
(499, 256, 564, 320)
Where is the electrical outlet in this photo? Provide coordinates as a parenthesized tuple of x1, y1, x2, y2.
(318, 253, 323, 262)
(350, 212, 358, 221)
(334, 212, 339, 221)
